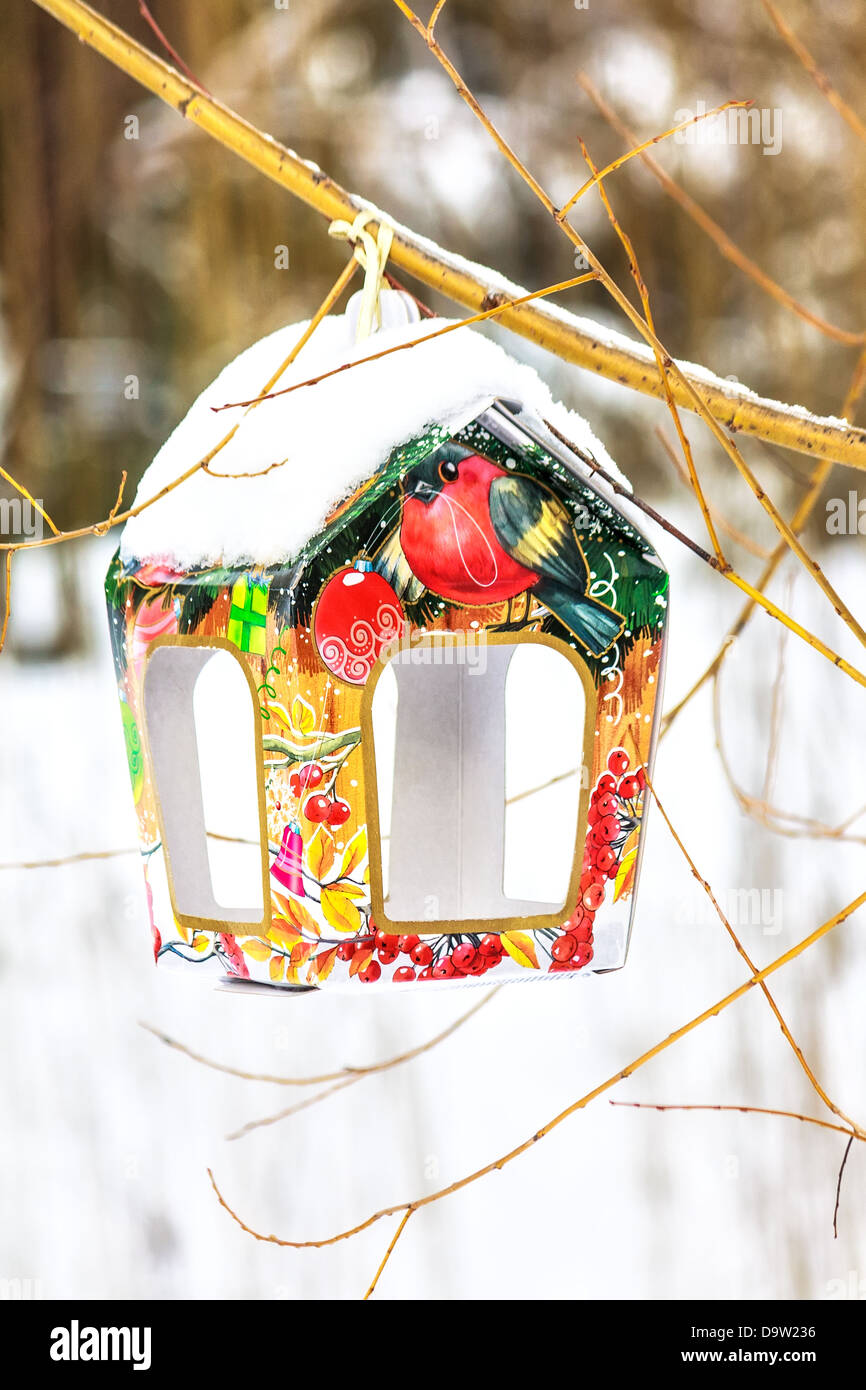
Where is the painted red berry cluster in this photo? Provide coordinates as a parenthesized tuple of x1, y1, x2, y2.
(341, 927, 506, 983)
(544, 746, 645, 974)
(288, 760, 352, 828)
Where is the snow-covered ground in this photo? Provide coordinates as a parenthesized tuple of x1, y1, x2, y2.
(1, 472, 864, 1300)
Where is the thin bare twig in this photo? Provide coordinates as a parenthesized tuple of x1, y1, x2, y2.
(226, 1077, 361, 1140)
(94, 471, 127, 536)
(761, 0, 866, 147)
(137, 1, 208, 92)
(208, 888, 866, 1250)
(142, 986, 500, 1089)
(711, 665, 866, 846)
(0, 468, 60, 535)
(661, 343, 866, 735)
(833, 1135, 854, 1239)
(0, 257, 359, 560)
(213, 273, 596, 411)
(609, 1100, 859, 1141)
(761, 576, 791, 805)
(579, 137, 726, 564)
(364, 1210, 414, 1300)
(0, 550, 13, 654)
(427, 0, 447, 36)
(644, 767, 865, 1139)
(559, 99, 752, 222)
(0, 829, 254, 873)
(654, 427, 771, 559)
(577, 71, 866, 346)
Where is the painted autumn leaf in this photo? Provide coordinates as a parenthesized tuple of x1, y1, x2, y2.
(265, 696, 318, 738)
(192, 932, 210, 953)
(330, 880, 366, 899)
(320, 886, 362, 934)
(263, 700, 290, 729)
(290, 940, 314, 969)
(268, 919, 303, 952)
(240, 937, 272, 962)
(500, 930, 539, 969)
(614, 845, 638, 903)
(273, 891, 320, 937)
(340, 826, 368, 879)
(350, 945, 374, 978)
(269, 954, 286, 982)
(307, 946, 338, 984)
(306, 826, 335, 881)
(291, 694, 317, 736)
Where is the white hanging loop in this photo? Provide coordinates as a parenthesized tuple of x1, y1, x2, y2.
(328, 209, 395, 342)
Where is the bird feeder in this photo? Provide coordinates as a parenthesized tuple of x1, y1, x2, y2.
(106, 296, 668, 991)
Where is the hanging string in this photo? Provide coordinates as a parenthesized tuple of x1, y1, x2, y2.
(328, 210, 395, 342)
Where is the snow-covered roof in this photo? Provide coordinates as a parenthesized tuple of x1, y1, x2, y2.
(120, 308, 628, 569)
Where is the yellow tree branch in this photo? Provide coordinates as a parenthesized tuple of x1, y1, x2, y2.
(27, 0, 866, 470)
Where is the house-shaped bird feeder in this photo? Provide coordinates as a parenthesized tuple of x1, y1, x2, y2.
(106, 293, 668, 992)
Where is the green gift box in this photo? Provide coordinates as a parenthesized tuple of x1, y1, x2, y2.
(227, 577, 268, 654)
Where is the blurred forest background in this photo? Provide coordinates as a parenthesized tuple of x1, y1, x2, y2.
(0, 0, 865, 1300)
(3, 0, 866, 566)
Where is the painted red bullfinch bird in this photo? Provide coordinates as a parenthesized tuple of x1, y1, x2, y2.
(397, 442, 624, 656)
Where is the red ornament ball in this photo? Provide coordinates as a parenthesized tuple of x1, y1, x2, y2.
(314, 563, 405, 685)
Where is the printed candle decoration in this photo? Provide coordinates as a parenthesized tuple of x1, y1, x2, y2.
(106, 302, 668, 992)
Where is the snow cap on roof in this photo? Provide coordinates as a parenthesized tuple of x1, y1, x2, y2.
(120, 310, 628, 569)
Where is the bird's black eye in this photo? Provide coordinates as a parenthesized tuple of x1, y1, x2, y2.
(438, 458, 459, 483)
